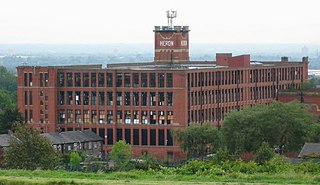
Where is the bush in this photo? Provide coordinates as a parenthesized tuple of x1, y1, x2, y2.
(262, 155, 291, 173)
(294, 160, 320, 174)
(133, 154, 162, 171)
(255, 142, 275, 165)
(69, 151, 83, 171)
(213, 147, 233, 164)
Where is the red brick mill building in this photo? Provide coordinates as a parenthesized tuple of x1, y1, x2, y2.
(17, 18, 309, 159)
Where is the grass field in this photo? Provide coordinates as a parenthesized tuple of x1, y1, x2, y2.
(0, 169, 319, 185)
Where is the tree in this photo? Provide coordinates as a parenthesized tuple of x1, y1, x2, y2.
(4, 125, 60, 170)
(0, 66, 17, 94)
(69, 151, 83, 171)
(0, 90, 22, 134)
(174, 124, 220, 158)
(221, 102, 317, 154)
(110, 140, 131, 170)
(255, 142, 275, 165)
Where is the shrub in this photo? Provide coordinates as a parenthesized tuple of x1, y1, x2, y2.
(213, 147, 232, 164)
(255, 142, 275, 165)
(294, 160, 320, 174)
(262, 155, 291, 173)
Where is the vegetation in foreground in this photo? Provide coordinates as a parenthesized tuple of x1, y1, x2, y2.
(0, 156, 320, 185)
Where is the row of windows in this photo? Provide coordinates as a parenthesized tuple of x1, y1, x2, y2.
(23, 72, 49, 87)
(57, 91, 173, 107)
(189, 105, 241, 123)
(58, 109, 174, 125)
(189, 88, 244, 106)
(57, 72, 173, 88)
(188, 67, 303, 88)
(87, 128, 173, 146)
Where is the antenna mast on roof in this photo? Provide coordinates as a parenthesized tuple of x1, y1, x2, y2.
(166, 10, 177, 28)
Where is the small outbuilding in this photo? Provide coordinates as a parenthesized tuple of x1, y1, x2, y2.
(42, 130, 103, 157)
(298, 143, 320, 158)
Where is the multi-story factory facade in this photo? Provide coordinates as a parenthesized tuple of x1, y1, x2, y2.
(17, 18, 308, 159)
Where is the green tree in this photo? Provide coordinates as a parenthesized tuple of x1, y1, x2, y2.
(0, 90, 22, 134)
(4, 125, 60, 170)
(69, 151, 83, 171)
(174, 124, 220, 158)
(221, 102, 317, 154)
(255, 142, 275, 165)
(110, 140, 131, 170)
(0, 66, 17, 94)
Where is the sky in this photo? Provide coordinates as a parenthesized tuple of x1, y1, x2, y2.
(0, 0, 319, 44)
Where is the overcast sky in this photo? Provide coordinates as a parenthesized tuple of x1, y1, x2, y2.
(0, 0, 319, 44)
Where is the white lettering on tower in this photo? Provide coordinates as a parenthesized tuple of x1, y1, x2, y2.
(160, 41, 174, 46)
(181, 40, 188, 46)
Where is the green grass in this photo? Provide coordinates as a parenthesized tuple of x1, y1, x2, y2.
(0, 169, 319, 185)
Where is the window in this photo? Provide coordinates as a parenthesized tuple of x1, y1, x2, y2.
(150, 111, 156, 124)
(124, 73, 131, 87)
(150, 92, 156, 106)
(167, 92, 173, 106)
(142, 111, 148, 124)
(158, 92, 164, 106)
(142, 129, 148, 145)
(159, 130, 165, 146)
(83, 91, 89, 105)
(150, 129, 156, 145)
(67, 109, 73, 123)
(75, 73, 81, 87)
(125, 110, 131, 124)
(59, 110, 65, 123)
(83, 73, 89, 87)
(29, 110, 33, 122)
(107, 129, 113, 144)
(116, 73, 122, 87)
(40, 73, 43, 87)
(58, 72, 64, 87)
(75, 110, 81, 123)
(107, 92, 113, 106)
(133, 110, 139, 124)
(125, 92, 130, 106)
(167, 111, 173, 124)
(167, 73, 173, 87)
(67, 73, 73, 87)
(99, 110, 105, 124)
(67, 91, 73, 105)
(29, 91, 33, 105)
(150, 73, 155, 87)
(116, 92, 122, 106)
(158, 73, 164, 87)
(24, 91, 28, 105)
(141, 73, 147, 87)
(107, 110, 113, 124)
(98, 73, 105, 87)
(116, 110, 122, 123)
(125, 129, 131, 144)
(91, 110, 97, 123)
(24, 73, 28, 86)
(58, 91, 65, 105)
(91, 73, 96, 87)
(91, 92, 96, 105)
(44, 73, 49, 87)
(133, 92, 139, 106)
(133, 129, 139, 145)
(107, 73, 113, 87)
(75, 91, 81, 105)
(133, 73, 139, 87)
(158, 111, 165, 124)
(99, 92, 105, 105)
(83, 110, 90, 123)
(142, 92, 147, 106)
(29, 73, 33, 87)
